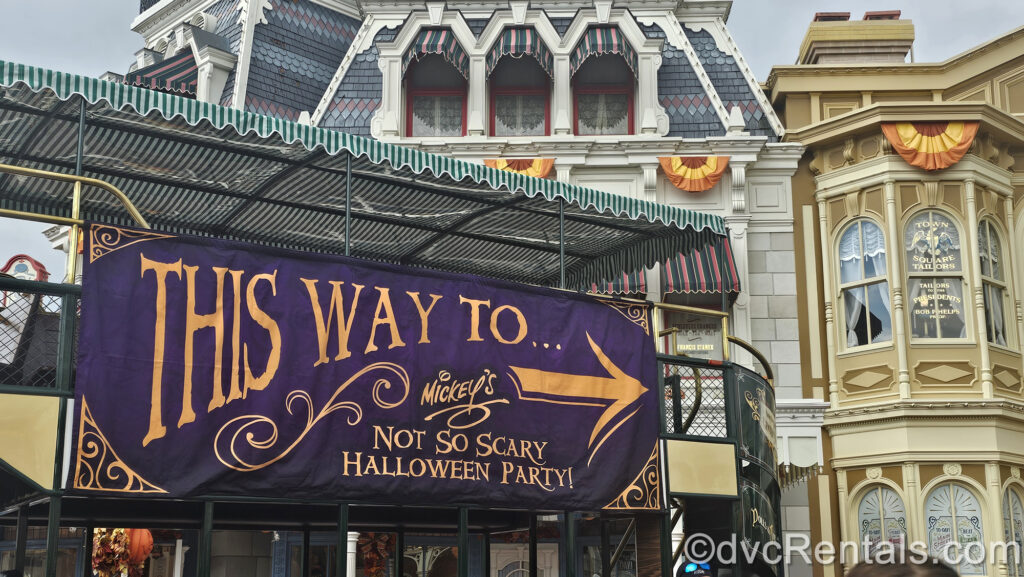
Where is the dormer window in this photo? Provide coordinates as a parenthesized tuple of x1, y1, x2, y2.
(486, 27, 553, 137)
(570, 27, 638, 136)
(403, 29, 470, 137)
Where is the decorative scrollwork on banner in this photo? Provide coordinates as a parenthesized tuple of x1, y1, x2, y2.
(214, 362, 410, 472)
(604, 443, 660, 510)
(89, 225, 174, 263)
(597, 300, 650, 336)
(74, 399, 166, 493)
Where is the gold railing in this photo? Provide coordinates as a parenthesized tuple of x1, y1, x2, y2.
(0, 163, 150, 283)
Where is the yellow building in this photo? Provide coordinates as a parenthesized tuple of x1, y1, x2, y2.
(767, 12, 1024, 577)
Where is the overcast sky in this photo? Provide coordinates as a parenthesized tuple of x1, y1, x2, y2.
(1, 0, 1022, 278)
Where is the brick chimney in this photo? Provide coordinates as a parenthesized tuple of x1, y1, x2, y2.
(797, 10, 914, 65)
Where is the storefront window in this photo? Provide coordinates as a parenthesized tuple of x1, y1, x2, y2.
(1005, 487, 1024, 577)
(905, 211, 967, 339)
(925, 483, 985, 575)
(838, 220, 891, 348)
(979, 221, 1008, 346)
(857, 486, 907, 552)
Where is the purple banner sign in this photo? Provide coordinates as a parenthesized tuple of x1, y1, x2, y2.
(71, 224, 661, 511)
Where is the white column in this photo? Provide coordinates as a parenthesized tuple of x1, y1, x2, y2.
(966, 179, 994, 397)
(643, 165, 663, 302)
(637, 54, 660, 134)
(902, 463, 923, 540)
(466, 57, 486, 136)
(817, 197, 839, 408)
(552, 57, 572, 135)
(985, 463, 1005, 577)
(379, 58, 402, 137)
(725, 216, 753, 369)
(884, 180, 911, 397)
(835, 469, 850, 572)
(347, 531, 359, 577)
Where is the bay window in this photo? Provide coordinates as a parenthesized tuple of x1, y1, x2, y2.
(490, 56, 549, 137)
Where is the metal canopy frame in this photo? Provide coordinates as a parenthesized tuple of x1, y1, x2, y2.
(0, 60, 726, 291)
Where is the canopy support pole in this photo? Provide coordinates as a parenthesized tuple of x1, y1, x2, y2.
(458, 507, 469, 577)
(82, 525, 94, 577)
(302, 528, 311, 577)
(14, 504, 27, 573)
(559, 199, 566, 289)
(336, 504, 349, 577)
(44, 496, 62, 577)
(564, 512, 577, 577)
(345, 152, 352, 257)
(198, 501, 214, 577)
(64, 97, 87, 284)
(600, 516, 611, 577)
(528, 514, 538, 577)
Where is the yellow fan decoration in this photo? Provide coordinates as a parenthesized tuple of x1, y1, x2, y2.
(881, 121, 979, 171)
(658, 156, 729, 193)
(483, 158, 554, 179)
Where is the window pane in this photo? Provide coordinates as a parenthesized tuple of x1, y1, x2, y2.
(906, 212, 961, 273)
(843, 286, 867, 347)
(867, 282, 892, 344)
(577, 93, 629, 135)
(984, 283, 1007, 346)
(411, 95, 463, 137)
(908, 278, 966, 339)
(494, 94, 546, 136)
(861, 221, 887, 277)
(979, 222, 992, 277)
(1006, 489, 1024, 577)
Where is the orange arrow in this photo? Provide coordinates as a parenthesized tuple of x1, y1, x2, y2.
(509, 332, 647, 463)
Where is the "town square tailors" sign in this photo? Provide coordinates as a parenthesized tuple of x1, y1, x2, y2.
(71, 224, 661, 511)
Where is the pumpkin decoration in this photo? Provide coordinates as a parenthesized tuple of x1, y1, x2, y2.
(126, 528, 154, 565)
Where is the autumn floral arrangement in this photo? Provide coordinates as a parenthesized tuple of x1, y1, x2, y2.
(92, 528, 153, 577)
(358, 532, 395, 577)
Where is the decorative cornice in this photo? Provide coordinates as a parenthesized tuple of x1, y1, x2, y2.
(784, 102, 1024, 149)
(132, 0, 216, 38)
(824, 399, 1024, 430)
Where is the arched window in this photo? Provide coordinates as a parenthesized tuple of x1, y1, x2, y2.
(573, 54, 634, 135)
(1005, 487, 1024, 577)
(858, 486, 907, 551)
(905, 211, 967, 339)
(490, 56, 549, 137)
(406, 54, 467, 137)
(979, 220, 1008, 346)
(925, 483, 985, 575)
(839, 220, 891, 348)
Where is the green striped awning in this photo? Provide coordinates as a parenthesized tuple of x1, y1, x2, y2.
(124, 50, 198, 96)
(0, 60, 725, 288)
(485, 27, 554, 78)
(402, 28, 470, 80)
(663, 238, 740, 294)
(569, 26, 638, 78)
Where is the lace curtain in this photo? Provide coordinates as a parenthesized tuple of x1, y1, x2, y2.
(411, 95, 463, 137)
(494, 94, 546, 136)
(576, 93, 628, 135)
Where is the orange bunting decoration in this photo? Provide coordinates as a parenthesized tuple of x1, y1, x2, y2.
(881, 121, 979, 171)
(484, 158, 554, 179)
(658, 156, 729, 193)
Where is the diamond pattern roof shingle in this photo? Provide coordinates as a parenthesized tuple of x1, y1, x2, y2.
(646, 23, 724, 139)
(244, 0, 360, 119)
(208, 0, 243, 106)
(318, 25, 403, 136)
(683, 27, 776, 139)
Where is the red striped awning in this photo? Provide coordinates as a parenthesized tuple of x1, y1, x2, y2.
(586, 269, 648, 295)
(402, 28, 470, 80)
(124, 51, 198, 96)
(586, 237, 740, 295)
(662, 238, 740, 294)
(569, 26, 638, 78)
(486, 27, 554, 78)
